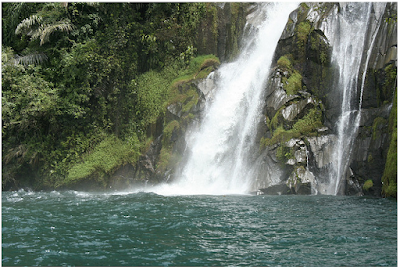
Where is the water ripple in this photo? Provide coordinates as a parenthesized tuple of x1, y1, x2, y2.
(2, 191, 397, 266)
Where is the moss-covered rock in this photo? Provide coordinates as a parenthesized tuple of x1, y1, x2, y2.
(363, 179, 374, 191)
(151, 55, 221, 179)
(60, 134, 141, 189)
(196, 3, 250, 62)
(381, 91, 397, 198)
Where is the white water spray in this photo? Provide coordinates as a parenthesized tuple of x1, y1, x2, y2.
(322, 3, 386, 195)
(149, 3, 299, 195)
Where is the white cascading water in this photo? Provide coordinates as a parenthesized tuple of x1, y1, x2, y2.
(150, 2, 299, 195)
(321, 3, 386, 195)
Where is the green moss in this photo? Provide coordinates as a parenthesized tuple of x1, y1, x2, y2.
(196, 65, 214, 79)
(276, 145, 294, 162)
(270, 106, 285, 130)
(320, 50, 328, 65)
(177, 86, 199, 113)
(163, 120, 180, 143)
(283, 70, 302, 95)
(291, 107, 323, 135)
(189, 54, 220, 74)
(296, 21, 312, 52)
(368, 153, 373, 163)
(382, 91, 397, 198)
(300, 3, 310, 9)
(262, 126, 299, 147)
(265, 115, 271, 129)
(363, 179, 374, 191)
(63, 135, 140, 187)
(169, 54, 219, 105)
(372, 117, 387, 140)
(297, 21, 311, 42)
(262, 107, 323, 147)
(309, 35, 318, 51)
(388, 91, 397, 134)
(277, 55, 292, 70)
(226, 3, 247, 60)
(377, 63, 397, 104)
(157, 146, 172, 172)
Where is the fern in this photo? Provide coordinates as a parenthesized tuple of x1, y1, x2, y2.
(37, 20, 75, 45)
(16, 15, 74, 46)
(15, 15, 42, 35)
(15, 52, 48, 66)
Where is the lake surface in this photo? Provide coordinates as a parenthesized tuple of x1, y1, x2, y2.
(2, 190, 397, 266)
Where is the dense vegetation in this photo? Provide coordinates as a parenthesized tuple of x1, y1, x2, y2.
(2, 2, 217, 190)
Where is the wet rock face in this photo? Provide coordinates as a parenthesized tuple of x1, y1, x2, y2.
(253, 2, 397, 196)
(281, 97, 317, 122)
(196, 3, 250, 62)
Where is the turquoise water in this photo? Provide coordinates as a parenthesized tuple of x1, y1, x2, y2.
(2, 190, 397, 266)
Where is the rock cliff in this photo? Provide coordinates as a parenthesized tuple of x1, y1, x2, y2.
(253, 2, 397, 196)
(111, 3, 397, 197)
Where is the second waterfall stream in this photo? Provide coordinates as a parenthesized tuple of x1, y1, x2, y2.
(148, 3, 300, 195)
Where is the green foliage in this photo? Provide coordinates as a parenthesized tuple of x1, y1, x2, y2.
(2, 2, 218, 190)
(64, 135, 140, 186)
(2, 51, 59, 140)
(384, 63, 397, 98)
(276, 145, 294, 162)
(16, 13, 75, 46)
(372, 117, 387, 140)
(182, 88, 199, 113)
(168, 55, 219, 104)
(261, 108, 323, 147)
(157, 146, 172, 172)
(133, 67, 177, 127)
(277, 55, 292, 70)
(270, 107, 285, 131)
(296, 21, 311, 46)
(277, 54, 302, 96)
(382, 91, 397, 198)
(295, 21, 312, 61)
(292, 108, 323, 135)
(363, 179, 374, 191)
(133, 54, 218, 131)
(283, 70, 303, 95)
(163, 121, 180, 143)
(193, 55, 220, 73)
(320, 51, 328, 65)
(262, 126, 297, 147)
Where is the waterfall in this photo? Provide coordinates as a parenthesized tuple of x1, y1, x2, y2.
(322, 3, 386, 195)
(150, 2, 299, 195)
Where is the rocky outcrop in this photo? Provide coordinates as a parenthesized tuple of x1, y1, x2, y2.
(253, 2, 397, 197)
